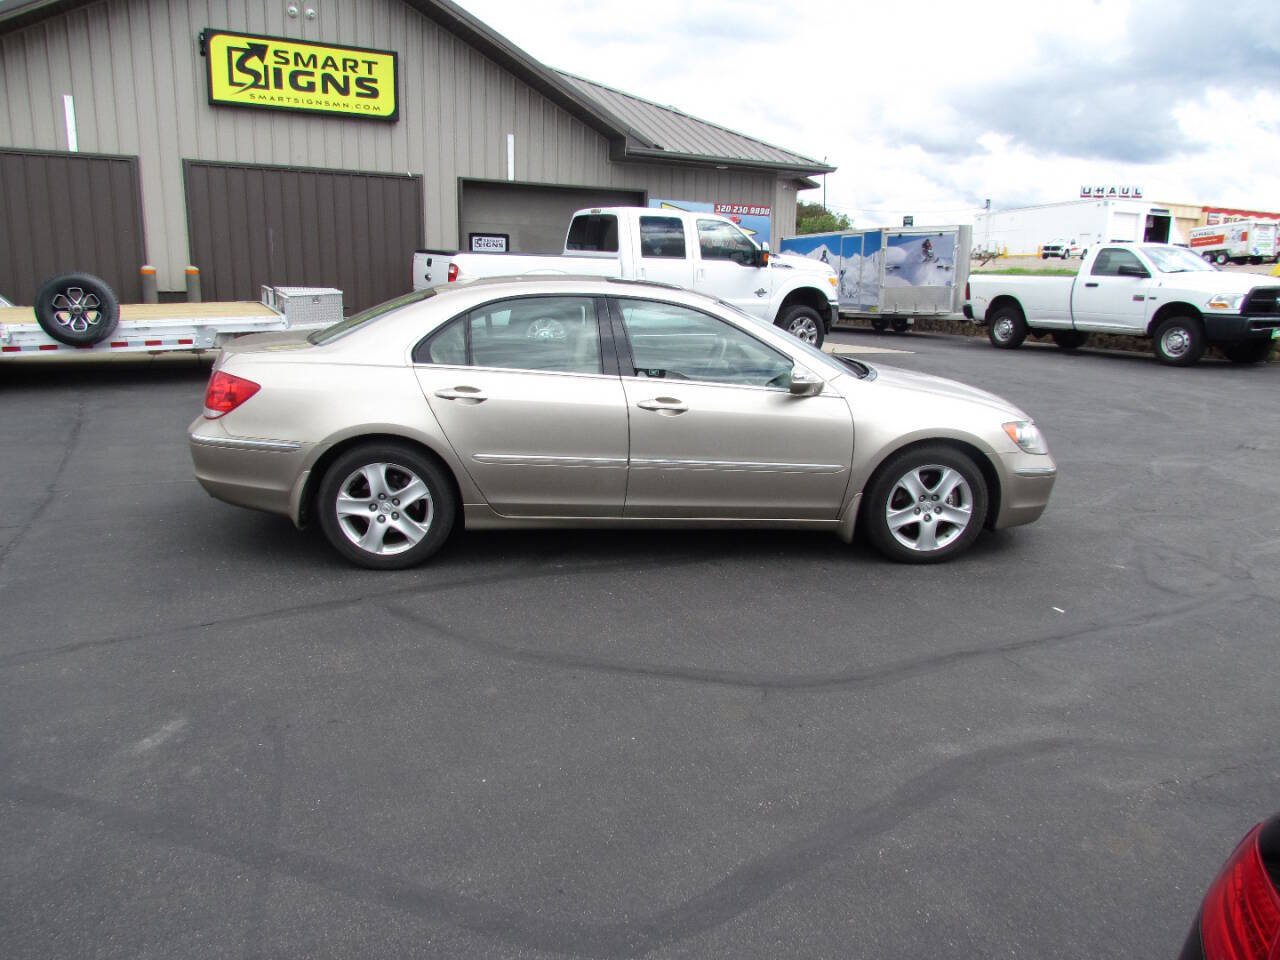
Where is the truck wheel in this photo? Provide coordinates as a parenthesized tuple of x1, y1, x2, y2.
(1221, 341, 1273, 364)
(863, 444, 989, 564)
(870, 317, 888, 332)
(34, 273, 120, 346)
(1061, 250, 1070, 260)
(987, 305, 1027, 349)
(1152, 315, 1205, 366)
(1202, 252, 1214, 262)
(1052, 331, 1088, 350)
(1214, 252, 1229, 266)
(891, 317, 910, 333)
(777, 305, 824, 347)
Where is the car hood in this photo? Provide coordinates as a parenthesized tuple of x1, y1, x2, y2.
(867, 363, 1030, 419)
(1156, 271, 1272, 295)
(771, 252, 836, 277)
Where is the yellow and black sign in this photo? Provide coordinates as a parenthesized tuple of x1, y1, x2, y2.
(203, 29, 398, 122)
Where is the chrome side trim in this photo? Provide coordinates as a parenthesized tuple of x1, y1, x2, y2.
(189, 434, 302, 453)
(1014, 465, 1058, 477)
(472, 453, 628, 467)
(631, 457, 844, 474)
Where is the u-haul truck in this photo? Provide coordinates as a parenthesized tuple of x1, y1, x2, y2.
(1190, 219, 1279, 265)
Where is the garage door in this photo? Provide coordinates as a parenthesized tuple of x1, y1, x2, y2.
(184, 161, 423, 313)
(460, 181, 644, 254)
(0, 149, 146, 304)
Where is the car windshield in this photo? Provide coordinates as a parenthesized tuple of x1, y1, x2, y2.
(1142, 245, 1216, 274)
(712, 297, 870, 379)
(307, 288, 437, 344)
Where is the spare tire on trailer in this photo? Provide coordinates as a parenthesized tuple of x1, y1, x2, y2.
(33, 273, 120, 346)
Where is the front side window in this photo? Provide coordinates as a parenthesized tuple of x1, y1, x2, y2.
(1091, 247, 1147, 277)
(696, 219, 757, 265)
(565, 214, 619, 253)
(639, 216, 687, 259)
(414, 297, 602, 374)
(617, 299, 792, 387)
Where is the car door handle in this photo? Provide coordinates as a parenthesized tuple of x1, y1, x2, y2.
(1084, 282, 1099, 288)
(434, 386, 487, 403)
(636, 397, 688, 415)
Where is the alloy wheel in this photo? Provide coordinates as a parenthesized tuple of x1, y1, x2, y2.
(884, 464, 974, 552)
(335, 462, 434, 556)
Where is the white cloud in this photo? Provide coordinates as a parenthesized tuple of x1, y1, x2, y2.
(456, 0, 1280, 225)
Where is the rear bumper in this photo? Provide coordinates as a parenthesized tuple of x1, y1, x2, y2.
(1203, 311, 1279, 342)
(189, 416, 309, 519)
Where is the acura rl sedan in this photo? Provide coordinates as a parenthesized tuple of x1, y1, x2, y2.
(189, 277, 1056, 569)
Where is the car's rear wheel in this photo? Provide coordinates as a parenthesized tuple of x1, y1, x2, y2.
(777, 305, 824, 347)
(871, 317, 888, 332)
(1052, 330, 1088, 350)
(1152, 315, 1205, 366)
(891, 317, 910, 333)
(987, 305, 1027, 349)
(864, 445, 988, 563)
(1221, 340, 1273, 364)
(317, 442, 456, 569)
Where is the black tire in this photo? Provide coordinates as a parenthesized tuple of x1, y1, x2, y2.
(1214, 252, 1229, 266)
(1221, 340, 1274, 364)
(1061, 251, 1070, 260)
(33, 272, 119, 346)
(987, 304, 1027, 349)
(891, 317, 910, 333)
(1052, 330, 1088, 350)
(863, 444, 989, 564)
(1040, 253, 1049, 260)
(317, 442, 457, 570)
(1151, 315, 1205, 366)
(870, 317, 888, 333)
(777, 305, 824, 348)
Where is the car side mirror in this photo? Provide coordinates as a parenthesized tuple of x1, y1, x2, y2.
(752, 246, 770, 268)
(1117, 264, 1149, 278)
(789, 367, 823, 397)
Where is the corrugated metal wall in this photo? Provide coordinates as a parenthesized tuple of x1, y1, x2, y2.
(0, 0, 793, 292)
(0, 147, 146, 302)
(184, 160, 423, 310)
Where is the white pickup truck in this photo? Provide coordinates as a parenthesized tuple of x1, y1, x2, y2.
(964, 242, 1280, 365)
(413, 207, 840, 346)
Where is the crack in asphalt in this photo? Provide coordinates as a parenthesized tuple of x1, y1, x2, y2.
(2, 737, 1077, 958)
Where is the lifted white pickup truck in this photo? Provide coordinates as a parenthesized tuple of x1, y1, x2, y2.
(413, 207, 840, 346)
(965, 243, 1280, 365)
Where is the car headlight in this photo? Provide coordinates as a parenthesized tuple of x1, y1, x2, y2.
(1002, 420, 1048, 455)
(1207, 293, 1245, 311)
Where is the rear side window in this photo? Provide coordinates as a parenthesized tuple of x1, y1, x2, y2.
(639, 216, 686, 259)
(566, 214, 619, 253)
(413, 296, 602, 374)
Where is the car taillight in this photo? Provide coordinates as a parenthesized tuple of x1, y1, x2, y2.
(965, 281, 971, 300)
(1199, 822, 1280, 960)
(448, 262, 459, 282)
(203, 371, 260, 418)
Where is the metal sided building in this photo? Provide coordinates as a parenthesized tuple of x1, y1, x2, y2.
(0, 0, 833, 311)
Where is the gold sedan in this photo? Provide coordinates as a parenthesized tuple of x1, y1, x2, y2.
(190, 277, 1056, 569)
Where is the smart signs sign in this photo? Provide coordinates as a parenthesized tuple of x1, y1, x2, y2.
(203, 30, 398, 121)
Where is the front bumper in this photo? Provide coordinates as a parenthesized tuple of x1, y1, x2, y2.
(1203, 311, 1280, 343)
(189, 416, 309, 519)
(993, 454, 1057, 529)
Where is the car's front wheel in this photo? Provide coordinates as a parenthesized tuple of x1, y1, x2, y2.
(1152, 315, 1205, 366)
(1221, 340, 1274, 364)
(864, 445, 989, 563)
(317, 442, 456, 569)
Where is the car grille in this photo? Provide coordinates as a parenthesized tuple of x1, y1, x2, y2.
(1243, 286, 1280, 315)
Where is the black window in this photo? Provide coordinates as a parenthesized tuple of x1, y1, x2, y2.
(565, 214, 619, 253)
(1091, 247, 1146, 277)
(696, 218, 757, 264)
(413, 297, 602, 374)
(639, 216, 686, 259)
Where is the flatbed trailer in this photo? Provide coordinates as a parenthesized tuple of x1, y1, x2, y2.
(0, 287, 341, 360)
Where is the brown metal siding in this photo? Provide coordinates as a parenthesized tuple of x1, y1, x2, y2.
(0, 148, 145, 303)
(183, 160, 422, 312)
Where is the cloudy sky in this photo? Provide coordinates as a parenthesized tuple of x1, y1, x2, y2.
(457, 0, 1280, 226)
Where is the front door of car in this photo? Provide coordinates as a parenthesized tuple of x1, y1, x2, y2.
(412, 295, 628, 517)
(611, 297, 853, 519)
(1073, 247, 1155, 332)
(692, 218, 771, 321)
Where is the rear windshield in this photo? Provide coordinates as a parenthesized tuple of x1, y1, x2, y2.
(307, 288, 435, 344)
(565, 214, 619, 253)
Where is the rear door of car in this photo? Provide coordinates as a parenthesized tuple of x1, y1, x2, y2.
(608, 296, 852, 520)
(412, 294, 629, 517)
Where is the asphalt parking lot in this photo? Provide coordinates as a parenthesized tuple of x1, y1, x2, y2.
(2, 333, 1277, 959)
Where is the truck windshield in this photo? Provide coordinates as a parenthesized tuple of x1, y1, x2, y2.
(1141, 245, 1216, 273)
(307, 288, 436, 344)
